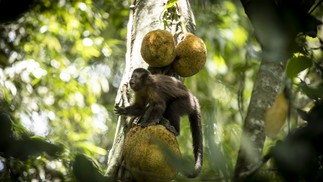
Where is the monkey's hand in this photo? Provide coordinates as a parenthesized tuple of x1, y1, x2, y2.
(114, 105, 127, 115)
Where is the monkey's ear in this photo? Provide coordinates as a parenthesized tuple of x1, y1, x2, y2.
(297, 109, 309, 121)
(141, 68, 151, 78)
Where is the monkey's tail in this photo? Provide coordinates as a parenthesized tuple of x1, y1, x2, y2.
(187, 97, 203, 178)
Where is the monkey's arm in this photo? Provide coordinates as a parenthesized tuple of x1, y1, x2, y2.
(114, 104, 145, 116)
(140, 91, 166, 127)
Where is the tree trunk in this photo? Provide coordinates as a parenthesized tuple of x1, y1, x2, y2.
(233, 0, 296, 180)
(233, 62, 285, 181)
(105, 0, 196, 180)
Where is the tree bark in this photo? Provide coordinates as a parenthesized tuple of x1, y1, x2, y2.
(105, 0, 196, 180)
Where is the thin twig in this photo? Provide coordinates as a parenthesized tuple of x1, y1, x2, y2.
(309, 0, 323, 14)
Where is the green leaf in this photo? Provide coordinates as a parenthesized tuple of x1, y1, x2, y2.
(75, 141, 107, 155)
(285, 56, 312, 79)
(166, 0, 179, 8)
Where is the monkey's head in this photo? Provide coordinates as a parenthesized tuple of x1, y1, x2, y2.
(129, 68, 151, 91)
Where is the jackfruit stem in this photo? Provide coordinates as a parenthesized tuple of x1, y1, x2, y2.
(179, 19, 188, 34)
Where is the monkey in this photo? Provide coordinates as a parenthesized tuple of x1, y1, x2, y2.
(114, 68, 203, 178)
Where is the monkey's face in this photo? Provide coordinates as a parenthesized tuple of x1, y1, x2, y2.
(129, 71, 146, 91)
(129, 68, 150, 91)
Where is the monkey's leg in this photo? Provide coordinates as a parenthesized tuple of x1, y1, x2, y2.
(140, 106, 154, 127)
(164, 114, 180, 136)
(164, 103, 186, 136)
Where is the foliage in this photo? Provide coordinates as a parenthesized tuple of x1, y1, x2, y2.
(182, 1, 256, 179)
(183, 0, 323, 180)
(0, 0, 129, 180)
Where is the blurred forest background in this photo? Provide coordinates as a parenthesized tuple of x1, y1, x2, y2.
(1, 0, 323, 181)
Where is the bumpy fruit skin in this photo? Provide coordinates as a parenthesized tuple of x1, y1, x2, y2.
(141, 29, 176, 67)
(123, 125, 181, 182)
(173, 33, 207, 77)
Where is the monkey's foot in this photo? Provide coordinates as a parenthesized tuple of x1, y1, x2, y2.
(158, 118, 179, 136)
(165, 124, 179, 136)
(140, 120, 158, 128)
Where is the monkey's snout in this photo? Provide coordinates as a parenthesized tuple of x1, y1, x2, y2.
(129, 80, 135, 89)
